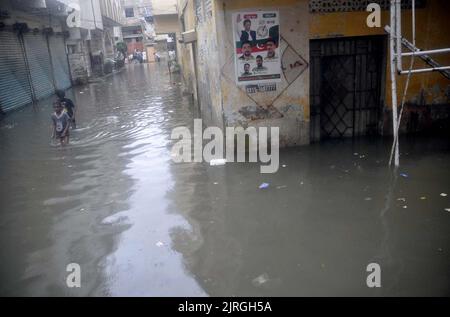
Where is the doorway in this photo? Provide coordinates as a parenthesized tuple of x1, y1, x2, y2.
(310, 35, 386, 141)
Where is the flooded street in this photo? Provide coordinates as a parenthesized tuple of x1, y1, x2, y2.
(0, 64, 449, 296)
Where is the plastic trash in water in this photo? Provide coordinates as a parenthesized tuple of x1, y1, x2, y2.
(252, 273, 269, 287)
(276, 185, 287, 190)
(210, 158, 227, 166)
(440, 193, 448, 197)
(400, 173, 409, 178)
(156, 241, 164, 247)
(259, 183, 270, 189)
(445, 208, 450, 212)
(420, 196, 427, 200)
(364, 197, 372, 201)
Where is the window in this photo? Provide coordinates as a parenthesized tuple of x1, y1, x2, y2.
(125, 7, 134, 18)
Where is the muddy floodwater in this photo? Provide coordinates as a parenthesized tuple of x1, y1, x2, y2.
(0, 64, 449, 296)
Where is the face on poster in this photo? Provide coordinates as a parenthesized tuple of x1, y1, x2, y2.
(233, 10, 281, 86)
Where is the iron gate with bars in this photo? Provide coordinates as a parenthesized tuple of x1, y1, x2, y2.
(310, 36, 386, 141)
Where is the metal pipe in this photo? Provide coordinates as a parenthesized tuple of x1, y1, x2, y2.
(412, 0, 416, 47)
(402, 48, 450, 56)
(390, 0, 399, 167)
(384, 25, 450, 79)
(400, 66, 450, 74)
(395, 0, 402, 73)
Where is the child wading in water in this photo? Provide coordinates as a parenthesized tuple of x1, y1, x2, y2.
(51, 101, 71, 146)
(56, 90, 76, 129)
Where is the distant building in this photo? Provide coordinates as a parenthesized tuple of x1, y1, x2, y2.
(65, 0, 124, 80)
(120, 0, 155, 55)
(151, 0, 180, 61)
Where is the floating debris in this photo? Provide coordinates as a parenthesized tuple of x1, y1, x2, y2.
(440, 193, 448, 197)
(276, 185, 287, 190)
(364, 197, 372, 201)
(252, 273, 269, 287)
(397, 198, 406, 202)
(210, 158, 227, 166)
(156, 241, 164, 247)
(259, 183, 270, 189)
(420, 196, 427, 200)
(445, 208, 450, 212)
(400, 173, 409, 178)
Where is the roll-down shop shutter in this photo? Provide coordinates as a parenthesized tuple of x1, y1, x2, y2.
(0, 31, 33, 112)
(48, 35, 71, 90)
(23, 32, 55, 100)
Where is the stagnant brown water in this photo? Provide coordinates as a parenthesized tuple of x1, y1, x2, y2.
(0, 64, 449, 296)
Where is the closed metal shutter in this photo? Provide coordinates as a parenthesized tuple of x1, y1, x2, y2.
(48, 35, 71, 90)
(23, 32, 55, 99)
(0, 31, 33, 112)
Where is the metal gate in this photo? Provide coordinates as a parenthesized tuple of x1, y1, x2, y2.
(48, 35, 71, 90)
(23, 32, 55, 99)
(0, 31, 33, 112)
(310, 36, 386, 141)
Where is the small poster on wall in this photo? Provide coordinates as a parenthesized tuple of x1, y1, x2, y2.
(233, 10, 281, 86)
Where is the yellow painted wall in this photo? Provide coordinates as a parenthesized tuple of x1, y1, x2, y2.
(215, 0, 310, 146)
(310, 0, 450, 108)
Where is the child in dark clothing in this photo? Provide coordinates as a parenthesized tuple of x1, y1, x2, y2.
(56, 90, 76, 129)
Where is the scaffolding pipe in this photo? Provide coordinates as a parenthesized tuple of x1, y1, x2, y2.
(395, 0, 402, 73)
(390, 0, 417, 166)
(400, 66, 450, 74)
(390, 0, 400, 167)
(385, 25, 450, 80)
(402, 48, 450, 57)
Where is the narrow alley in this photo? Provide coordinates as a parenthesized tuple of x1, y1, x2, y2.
(0, 64, 449, 296)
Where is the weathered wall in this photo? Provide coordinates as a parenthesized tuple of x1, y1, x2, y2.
(216, 0, 310, 146)
(153, 14, 181, 34)
(1, 1, 65, 32)
(310, 0, 450, 109)
(192, 0, 223, 127)
(177, 0, 198, 102)
(177, 0, 450, 141)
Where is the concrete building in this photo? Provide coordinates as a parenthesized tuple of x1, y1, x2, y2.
(176, 0, 450, 146)
(0, 0, 73, 112)
(65, 0, 123, 82)
(151, 0, 180, 60)
(120, 0, 155, 55)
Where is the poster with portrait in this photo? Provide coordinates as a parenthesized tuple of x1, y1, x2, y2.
(233, 10, 281, 86)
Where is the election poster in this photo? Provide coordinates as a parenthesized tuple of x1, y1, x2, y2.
(233, 10, 281, 86)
